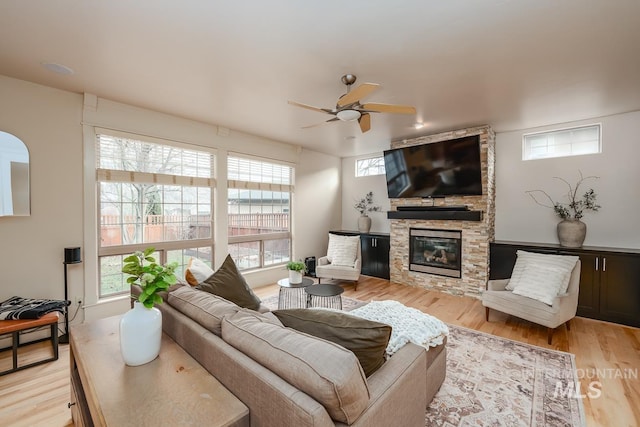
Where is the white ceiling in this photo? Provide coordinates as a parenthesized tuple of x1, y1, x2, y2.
(1, 1, 639, 158)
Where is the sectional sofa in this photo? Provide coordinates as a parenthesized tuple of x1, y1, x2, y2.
(133, 285, 446, 426)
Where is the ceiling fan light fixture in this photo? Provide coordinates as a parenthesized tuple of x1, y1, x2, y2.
(336, 109, 361, 122)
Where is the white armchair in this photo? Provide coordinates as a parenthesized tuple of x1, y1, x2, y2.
(316, 234, 361, 290)
(482, 260, 581, 344)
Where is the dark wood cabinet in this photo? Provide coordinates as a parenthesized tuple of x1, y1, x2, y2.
(330, 230, 390, 280)
(361, 233, 390, 279)
(490, 241, 640, 328)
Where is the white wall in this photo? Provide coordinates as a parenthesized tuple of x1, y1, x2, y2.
(294, 149, 342, 260)
(495, 110, 640, 249)
(0, 76, 84, 308)
(341, 154, 391, 233)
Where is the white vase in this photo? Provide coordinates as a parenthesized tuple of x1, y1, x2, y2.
(289, 270, 303, 284)
(358, 215, 372, 233)
(119, 301, 162, 366)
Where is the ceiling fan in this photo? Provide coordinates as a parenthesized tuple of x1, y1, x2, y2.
(288, 74, 416, 133)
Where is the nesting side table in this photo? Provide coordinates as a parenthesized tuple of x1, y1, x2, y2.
(276, 277, 314, 309)
(305, 284, 344, 310)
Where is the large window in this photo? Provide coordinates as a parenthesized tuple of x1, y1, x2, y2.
(523, 124, 601, 160)
(227, 155, 293, 270)
(96, 131, 215, 298)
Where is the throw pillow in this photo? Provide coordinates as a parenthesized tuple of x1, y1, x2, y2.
(184, 257, 215, 286)
(272, 308, 391, 377)
(221, 309, 370, 424)
(327, 234, 360, 267)
(506, 250, 578, 293)
(196, 254, 261, 310)
(326, 233, 339, 263)
(167, 285, 239, 336)
(511, 263, 568, 305)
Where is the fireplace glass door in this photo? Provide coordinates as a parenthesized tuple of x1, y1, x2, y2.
(409, 228, 462, 278)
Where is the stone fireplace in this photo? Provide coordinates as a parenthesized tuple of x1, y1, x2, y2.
(388, 125, 495, 297)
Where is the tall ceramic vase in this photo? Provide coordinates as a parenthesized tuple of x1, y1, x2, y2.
(557, 219, 587, 248)
(358, 215, 372, 233)
(120, 301, 162, 366)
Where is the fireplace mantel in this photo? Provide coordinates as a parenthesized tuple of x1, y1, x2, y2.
(387, 210, 482, 221)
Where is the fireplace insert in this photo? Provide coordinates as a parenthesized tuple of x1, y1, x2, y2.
(409, 228, 462, 278)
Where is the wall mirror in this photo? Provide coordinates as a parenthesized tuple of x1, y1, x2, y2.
(0, 130, 30, 216)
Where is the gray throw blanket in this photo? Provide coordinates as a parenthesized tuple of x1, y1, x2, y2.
(0, 296, 69, 320)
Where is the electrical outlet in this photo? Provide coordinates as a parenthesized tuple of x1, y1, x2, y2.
(74, 296, 83, 305)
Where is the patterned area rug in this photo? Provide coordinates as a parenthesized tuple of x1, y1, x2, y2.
(261, 295, 585, 427)
(428, 324, 585, 427)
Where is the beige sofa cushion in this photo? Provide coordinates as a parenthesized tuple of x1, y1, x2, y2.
(273, 308, 391, 377)
(167, 285, 240, 336)
(221, 309, 370, 424)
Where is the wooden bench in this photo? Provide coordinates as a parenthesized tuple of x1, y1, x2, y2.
(0, 312, 60, 376)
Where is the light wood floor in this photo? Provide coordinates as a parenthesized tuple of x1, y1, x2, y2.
(1, 277, 638, 427)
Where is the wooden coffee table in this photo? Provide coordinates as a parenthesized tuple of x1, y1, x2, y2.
(69, 315, 249, 427)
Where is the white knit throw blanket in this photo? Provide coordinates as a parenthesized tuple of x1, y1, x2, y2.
(348, 300, 449, 357)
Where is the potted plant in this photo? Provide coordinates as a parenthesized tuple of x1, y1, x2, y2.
(354, 191, 381, 233)
(286, 260, 306, 284)
(526, 171, 600, 247)
(119, 247, 178, 366)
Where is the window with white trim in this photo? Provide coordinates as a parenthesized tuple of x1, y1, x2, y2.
(523, 124, 601, 160)
(356, 156, 386, 177)
(96, 132, 215, 298)
(227, 155, 293, 271)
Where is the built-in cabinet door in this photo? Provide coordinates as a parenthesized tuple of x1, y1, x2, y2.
(376, 236, 390, 279)
(563, 251, 600, 318)
(360, 235, 376, 277)
(360, 234, 390, 279)
(599, 253, 640, 327)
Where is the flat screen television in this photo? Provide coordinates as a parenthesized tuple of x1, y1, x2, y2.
(383, 135, 482, 198)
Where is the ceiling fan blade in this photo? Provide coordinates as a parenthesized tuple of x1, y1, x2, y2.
(362, 103, 416, 114)
(358, 113, 371, 133)
(337, 83, 380, 107)
(301, 117, 339, 129)
(288, 100, 332, 114)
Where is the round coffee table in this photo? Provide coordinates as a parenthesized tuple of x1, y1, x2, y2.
(276, 277, 314, 309)
(305, 284, 344, 310)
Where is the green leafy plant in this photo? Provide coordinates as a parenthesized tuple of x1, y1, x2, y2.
(354, 191, 381, 216)
(122, 247, 179, 308)
(286, 261, 306, 272)
(526, 171, 601, 220)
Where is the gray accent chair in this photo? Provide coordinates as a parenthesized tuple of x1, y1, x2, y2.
(316, 238, 362, 290)
(482, 260, 581, 344)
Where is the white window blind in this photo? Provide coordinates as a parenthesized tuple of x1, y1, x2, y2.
(227, 155, 293, 271)
(523, 124, 601, 160)
(96, 132, 215, 298)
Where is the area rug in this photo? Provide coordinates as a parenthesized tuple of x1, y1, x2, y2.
(428, 324, 586, 427)
(261, 295, 586, 427)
